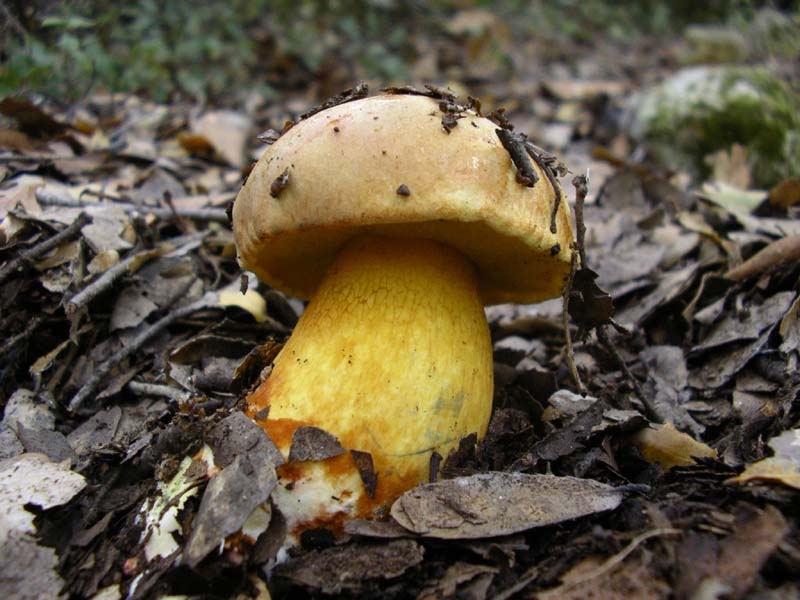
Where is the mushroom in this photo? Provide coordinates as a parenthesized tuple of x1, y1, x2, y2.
(232, 92, 573, 539)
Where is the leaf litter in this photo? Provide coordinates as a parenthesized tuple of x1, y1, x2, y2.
(1, 12, 800, 599)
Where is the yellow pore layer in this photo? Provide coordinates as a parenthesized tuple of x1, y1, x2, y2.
(248, 235, 493, 526)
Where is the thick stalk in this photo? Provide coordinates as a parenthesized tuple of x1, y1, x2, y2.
(248, 235, 493, 529)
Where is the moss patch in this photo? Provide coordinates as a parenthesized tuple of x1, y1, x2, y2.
(631, 66, 800, 187)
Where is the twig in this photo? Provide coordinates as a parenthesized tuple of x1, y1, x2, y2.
(0, 1, 26, 38)
(596, 326, 644, 414)
(0, 154, 87, 163)
(495, 129, 539, 187)
(525, 140, 568, 235)
(546, 528, 681, 593)
(0, 314, 46, 355)
(491, 566, 540, 600)
(67, 294, 223, 413)
(127, 380, 191, 401)
(572, 174, 589, 268)
(724, 234, 800, 281)
(0, 212, 90, 285)
(65, 231, 208, 317)
(35, 188, 230, 224)
(561, 249, 585, 394)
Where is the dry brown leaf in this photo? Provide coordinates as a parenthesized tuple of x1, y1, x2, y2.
(391, 472, 626, 539)
(767, 177, 800, 209)
(274, 540, 424, 595)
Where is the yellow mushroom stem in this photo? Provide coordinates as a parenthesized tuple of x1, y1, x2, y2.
(247, 235, 493, 530)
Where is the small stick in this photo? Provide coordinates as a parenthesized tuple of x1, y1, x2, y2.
(495, 129, 539, 187)
(0, 314, 46, 355)
(0, 154, 85, 163)
(525, 142, 563, 234)
(572, 174, 589, 268)
(596, 326, 644, 414)
(547, 528, 681, 592)
(35, 189, 230, 224)
(65, 231, 208, 317)
(67, 294, 223, 413)
(724, 234, 800, 281)
(561, 249, 586, 394)
(127, 380, 191, 401)
(0, 212, 90, 285)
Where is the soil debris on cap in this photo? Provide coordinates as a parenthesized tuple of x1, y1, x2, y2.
(270, 167, 289, 198)
(298, 81, 369, 122)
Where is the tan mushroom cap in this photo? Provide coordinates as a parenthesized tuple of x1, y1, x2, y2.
(233, 94, 573, 305)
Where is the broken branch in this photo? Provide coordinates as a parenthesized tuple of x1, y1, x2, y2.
(35, 188, 230, 224)
(67, 294, 223, 413)
(0, 212, 90, 285)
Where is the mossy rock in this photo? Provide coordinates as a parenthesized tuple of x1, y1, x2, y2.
(630, 66, 800, 187)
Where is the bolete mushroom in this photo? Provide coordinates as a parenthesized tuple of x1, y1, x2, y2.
(233, 91, 573, 539)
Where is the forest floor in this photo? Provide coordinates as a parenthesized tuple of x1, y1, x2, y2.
(1, 8, 799, 600)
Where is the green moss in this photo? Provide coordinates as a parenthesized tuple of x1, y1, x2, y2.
(631, 66, 800, 187)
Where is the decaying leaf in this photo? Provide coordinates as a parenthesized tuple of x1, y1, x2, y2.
(390, 472, 628, 539)
(207, 411, 285, 469)
(274, 539, 424, 594)
(184, 454, 277, 567)
(288, 426, 346, 462)
(568, 268, 615, 329)
(727, 428, 800, 490)
(677, 505, 789, 599)
(534, 544, 671, 600)
(0, 453, 86, 600)
(691, 291, 796, 353)
(418, 562, 498, 600)
(630, 422, 717, 469)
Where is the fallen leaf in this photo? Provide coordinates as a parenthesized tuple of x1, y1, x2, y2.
(191, 110, 252, 167)
(692, 291, 796, 353)
(218, 288, 267, 322)
(0, 96, 71, 138)
(288, 426, 346, 462)
(184, 453, 277, 567)
(630, 422, 717, 469)
(534, 543, 671, 600)
(0, 453, 86, 600)
(727, 428, 800, 490)
(418, 562, 497, 600)
(698, 180, 765, 213)
(207, 412, 285, 469)
(391, 472, 627, 539)
(708, 505, 788, 598)
(767, 177, 800, 209)
(274, 539, 424, 594)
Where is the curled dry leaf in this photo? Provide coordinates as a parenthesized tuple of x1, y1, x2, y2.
(390, 472, 627, 539)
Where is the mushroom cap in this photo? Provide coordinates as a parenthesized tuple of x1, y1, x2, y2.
(233, 94, 573, 305)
